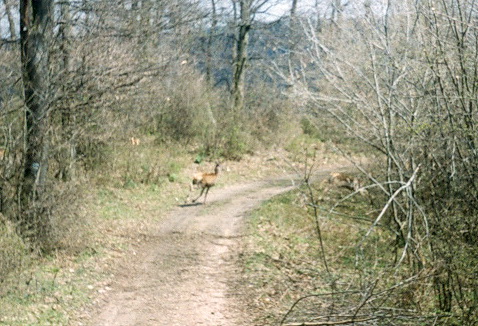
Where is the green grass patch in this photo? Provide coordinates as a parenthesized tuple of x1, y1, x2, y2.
(0, 254, 95, 325)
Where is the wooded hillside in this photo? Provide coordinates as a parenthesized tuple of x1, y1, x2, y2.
(0, 0, 477, 324)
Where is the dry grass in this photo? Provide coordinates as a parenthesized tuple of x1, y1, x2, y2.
(0, 134, 301, 324)
(0, 217, 29, 282)
(0, 130, 348, 325)
(241, 178, 438, 325)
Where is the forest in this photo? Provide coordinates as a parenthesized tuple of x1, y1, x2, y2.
(0, 0, 477, 325)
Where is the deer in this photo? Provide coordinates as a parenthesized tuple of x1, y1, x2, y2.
(322, 172, 368, 197)
(130, 137, 141, 146)
(187, 162, 221, 204)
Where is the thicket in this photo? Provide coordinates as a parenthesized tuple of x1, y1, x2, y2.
(0, 0, 476, 324)
(277, 0, 478, 324)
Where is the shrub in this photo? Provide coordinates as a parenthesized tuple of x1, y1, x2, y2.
(0, 216, 28, 282)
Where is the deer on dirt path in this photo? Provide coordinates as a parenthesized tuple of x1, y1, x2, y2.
(187, 163, 221, 204)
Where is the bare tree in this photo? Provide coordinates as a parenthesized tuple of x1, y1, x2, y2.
(56, 0, 76, 181)
(231, 0, 282, 112)
(288, 0, 299, 71)
(206, 0, 219, 85)
(278, 0, 478, 323)
(330, 0, 343, 24)
(231, 0, 253, 112)
(20, 0, 54, 238)
(2, 0, 17, 40)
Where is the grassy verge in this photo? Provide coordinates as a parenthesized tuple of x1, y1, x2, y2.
(241, 179, 437, 325)
(0, 137, 195, 325)
(0, 181, 186, 325)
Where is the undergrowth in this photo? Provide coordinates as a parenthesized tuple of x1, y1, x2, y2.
(0, 179, 190, 325)
(242, 180, 440, 325)
(0, 137, 195, 325)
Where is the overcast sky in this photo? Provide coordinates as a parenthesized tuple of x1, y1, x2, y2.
(0, 0, 387, 39)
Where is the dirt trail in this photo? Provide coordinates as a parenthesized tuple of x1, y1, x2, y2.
(88, 179, 295, 326)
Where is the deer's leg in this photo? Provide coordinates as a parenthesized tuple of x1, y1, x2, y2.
(203, 187, 210, 204)
(186, 182, 196, 203)
(192, 187, 205, 203)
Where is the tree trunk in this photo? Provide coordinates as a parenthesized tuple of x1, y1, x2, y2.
(331, 0, 343, 24)
(314, 0, 323, 32)
(3, 0, 17, 40)
(57, 0, 76, 181)
(20, 0, 53, 236)
(206, 0, 218, 85)
(289, 0, 299, 74)
(232, 0, 252, 112)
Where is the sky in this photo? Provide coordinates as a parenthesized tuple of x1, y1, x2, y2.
(0, 0, 387, 39)
(204, 0, 385, 23)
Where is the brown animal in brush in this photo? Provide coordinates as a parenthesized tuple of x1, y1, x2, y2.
(323, 172, 368, 195)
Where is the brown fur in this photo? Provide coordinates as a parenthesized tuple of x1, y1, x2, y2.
(188, 163, 221, 204)
(323, 172, 367, 195)
(130, 137, 140, 146)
